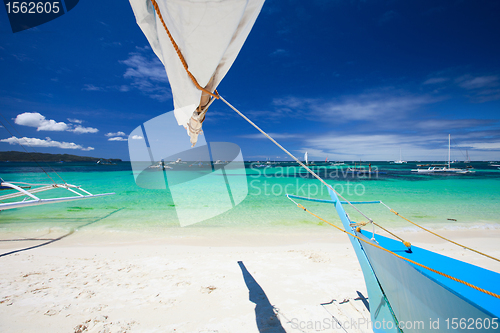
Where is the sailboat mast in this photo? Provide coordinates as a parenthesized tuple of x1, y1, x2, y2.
(448, 134, 451, 169)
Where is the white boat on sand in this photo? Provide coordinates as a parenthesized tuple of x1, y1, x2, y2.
(0, 178, 114, 211)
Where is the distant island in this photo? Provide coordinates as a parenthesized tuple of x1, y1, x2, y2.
(0, 151, 122, 163)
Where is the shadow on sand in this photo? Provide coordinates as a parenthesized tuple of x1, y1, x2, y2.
(0, 208, 123, 258)
(238, 261, 287, 333)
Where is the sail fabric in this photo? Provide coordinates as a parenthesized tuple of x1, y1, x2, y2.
(129, 0, 265, 122)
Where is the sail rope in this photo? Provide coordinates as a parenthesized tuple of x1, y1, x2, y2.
(218, 95, 500, 298)
(150, 0, 499, 299)
(380, 201, 500, 263)
(286, 194, 411, 249)
(219, 95, 375, 225)
(150, 0, 219, 100)
(224, 77, 500, 301)
(149, 0, 374, 225)
(289, 199, 500, 300)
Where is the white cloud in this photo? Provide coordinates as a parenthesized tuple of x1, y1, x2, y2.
(423, 77, 449, 85)
(457, 75, 499, 90)
(129, 135, 143, 140)
(455, 75, 500, 102)
(1, 136, 94, 151)
(249, 88, 500, 160)
(106, 131, 126, 137)
(303, 133, 454, 161)
(122, 53, 169, 83)
(106, 131, 128, 141)
(459, 142, 500, 150)
(120, 48, 171, 102)
(68, 118, 83, 123)
(82, 84, 104, 91)
(317, 94, 436, 122)
(71, 125, 99, 134)
(416, 119, 492, 130)
(15, 112, 69, 131)
(83, 47, 170, 101)
(14, 112, 98, 134)
(298, 130, 500, 161)
(272, 92, 439, 124)
(270, 49, 288, 57)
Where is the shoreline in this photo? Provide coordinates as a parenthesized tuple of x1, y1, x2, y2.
(1, 226, 499, 332)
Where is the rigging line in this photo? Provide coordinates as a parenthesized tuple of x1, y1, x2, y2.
(0, 114, 62, 184)
(380, 201, 500, 263)
(152, 0, 370, 224)
(450, 137, 469, 160)
(290, 200, 500, 300)
(319, 302, 349, 333)
(371, 221, 411, 248)
(219, 95, 374, 224)
(271, 307, 308, 333)
(150, 0, 375, 222)
(286, 194, 410, 248)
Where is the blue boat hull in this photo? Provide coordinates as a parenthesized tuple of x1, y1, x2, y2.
(327, 188, 500, 332)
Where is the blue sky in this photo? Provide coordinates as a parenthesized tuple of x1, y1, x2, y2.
(1, 0, 499, 161)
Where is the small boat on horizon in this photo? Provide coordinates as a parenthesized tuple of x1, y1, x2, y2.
(412, 135, 474, 174)
(97, 158, 117, 165)
(148, 161, 173, 170)
(393, 147, 407, 164)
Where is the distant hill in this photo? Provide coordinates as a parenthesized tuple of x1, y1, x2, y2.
(0, 151, 122, 162)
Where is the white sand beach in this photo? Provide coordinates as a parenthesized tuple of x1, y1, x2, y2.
(1, 227, 499, 333)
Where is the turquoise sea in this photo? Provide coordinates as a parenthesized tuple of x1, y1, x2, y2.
(1, 161, 500, 234)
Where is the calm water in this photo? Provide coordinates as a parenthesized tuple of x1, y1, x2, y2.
(1, 161, 499, 233)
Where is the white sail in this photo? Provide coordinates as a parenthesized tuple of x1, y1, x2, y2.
(411, 134, 473, 173)
(394, 147, 406, 163)
(129, 0, 265, 124)
(304, 151, 308, 165)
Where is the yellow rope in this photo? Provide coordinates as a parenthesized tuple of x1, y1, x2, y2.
(371, 221, 411, 248)
(150, 0, 219, 100)
(150, 0, 498, 292)
(293, 203, 500, 300)
(387, 207, 500, 263)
